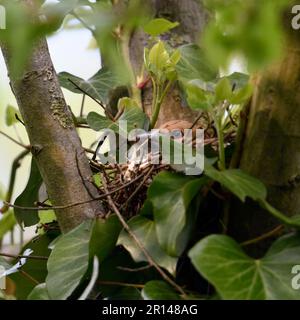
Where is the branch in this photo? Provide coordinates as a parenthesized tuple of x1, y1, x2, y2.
(3, 168, 153, 211)
(0, 252, 48, 261)
(101, 173, 188, 299)
(0, 130, 29, 149)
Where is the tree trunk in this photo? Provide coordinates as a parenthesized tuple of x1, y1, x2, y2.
(228, 9, 300, 254)
(1, 0, 104, 233)
(129, 0, 210, 127)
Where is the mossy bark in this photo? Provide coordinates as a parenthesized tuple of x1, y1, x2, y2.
(228, 9, 300, 255)
(1, 1, 104, 233)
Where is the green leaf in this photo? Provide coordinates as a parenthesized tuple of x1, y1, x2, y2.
(87, 112, 118, 132)
(215, 78, 232, 102)
(222, 72, 250, 90)
(87, 102, 149, 134)
(14, 158, 43, 227)
(5, 105, 22, 126)
(148, 41, 170, 71)
(143, 18, 179, 36)
(185, 80, 214, 110)
(46, 220, 93, 300)
(177, 44, 218, 82)
(58, 66, 122, 104)
(189, 233, 300, 300)
(230, 83, 253, 105)
(148, 172, 208, 256)
(142, 281, 181, 300)
(205, 166, 267, 202)
(118, 216, 177, 275)
(27, 283, 50, 300)
(10, 233, 55, 300)
(0, 211, 16, 240)
(90, 215, 122, 263)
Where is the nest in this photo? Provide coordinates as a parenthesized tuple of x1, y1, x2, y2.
(90, 159, 170, 219)
(88, 117, 236, 219)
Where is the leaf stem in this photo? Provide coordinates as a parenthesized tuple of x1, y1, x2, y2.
(150, 80, 173, 129)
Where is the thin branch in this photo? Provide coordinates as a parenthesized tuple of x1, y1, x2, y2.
(19, 270, 40, 285)
(120, 166, 154, 210)
(71, 11, 96, 36)
(241, 225, 284, 247)
(0, 252, 48, 261)
(117, 264, 152, 272)
(80, 94, 86, 117)
(98, 280, 144, 289)
(0, 130, 29, 149)
(68, 79, 104, 110)
(3, 169, 152, 212)
(101, 173, 188, 299)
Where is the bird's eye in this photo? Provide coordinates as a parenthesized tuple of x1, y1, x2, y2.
(172, 130, 182, 138)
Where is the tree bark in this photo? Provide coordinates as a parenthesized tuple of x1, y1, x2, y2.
(228, 8, 300, 254)
(1, 1, 104, 233)
(130, 0, 210, 127)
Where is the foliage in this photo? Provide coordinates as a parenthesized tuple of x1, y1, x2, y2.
(0, 0, 299, 301)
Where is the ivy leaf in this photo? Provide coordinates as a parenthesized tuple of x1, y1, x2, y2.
(90, 215, 122, 263)
(148, 41, 170, 71)
(87, 100, 149, 133)
(189, 233, 300, 300)
(0, 211, 16, 240)
(143, 18, 179, 37)
(58, 66, 121, 104)
(118, 216, 177, 275)
(46, 220, 93, 300)
(215, 78, 232, 102)
(148, 172, 209, 257)
(185, 80, 214, 110)
(177, 44, 218, 82)
(230, 83, 253, 105)
(222, 72, 250, 90)
(14, 158, 43, 227)
(205, 166, 267, 202)
(142, 281, 181, 300)
(5, 105, 22, 126)
(27, 283, 50, 300)
(10, 233, 55, 300)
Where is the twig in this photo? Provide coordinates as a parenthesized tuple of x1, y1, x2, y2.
(0, 252, 48, 261)
(80, 94, 86, 117)
(241, 225, 284, 247)
(101, 173, 188, 299)
(190, 112, 203, 129)
(71, 11, 96, 36)
(67, 79, 104, 110)
(117, 264, 152, 272)
(0, 130, 29, 149)
(120, 166, 154, 210)
(15, 114, 25, 127)
(98, 280, 144, 289)
(4, 169, 152, 212)
(19, 270, 40, 285)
